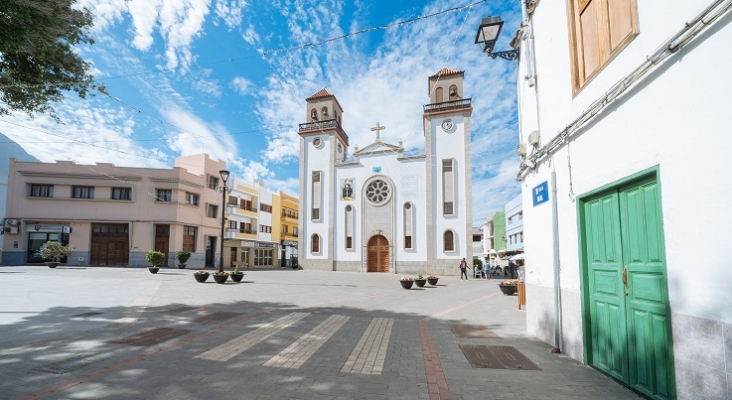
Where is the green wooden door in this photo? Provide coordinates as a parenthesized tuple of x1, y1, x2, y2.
(582, 176, 675, 399)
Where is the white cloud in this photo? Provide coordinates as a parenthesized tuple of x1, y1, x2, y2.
(241, 24, 260, 44)
(75, 0, 128, 31)
(255, 0, 522, 223)
(214, 0, 249, 30)
(230, 76, 253, 95)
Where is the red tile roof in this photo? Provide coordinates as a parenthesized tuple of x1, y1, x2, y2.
(306, 88, 334, 100)
(429, 67, 464, 78)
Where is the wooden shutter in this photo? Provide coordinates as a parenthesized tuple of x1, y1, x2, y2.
(442, 160, 455, 215)
(570, 0, 638, 90)
(312, 171, 321, 220)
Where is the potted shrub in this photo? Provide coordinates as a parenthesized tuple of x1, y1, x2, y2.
(290, 256, 298, 269)
(175, 251, 191, 269)
(193, 270, 210, 283)
(414, 274, 427, 287)
(145, 250, 166, 274)
(230, 266, 244, 282)
(399, 276, 414, 289)
(427, 275, 439, 286)
(212, 271, 229, 284)
(498, 280, 518, 295)
(39, 241, 72, 268)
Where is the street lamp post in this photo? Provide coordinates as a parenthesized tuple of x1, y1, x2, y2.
(474, 16, 519, 61)
(218, 169, 230, 274)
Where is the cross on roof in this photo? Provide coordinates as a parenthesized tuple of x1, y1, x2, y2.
(370, 122, 386, 142)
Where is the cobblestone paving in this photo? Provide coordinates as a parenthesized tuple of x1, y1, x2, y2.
(0, 266, 641, 400)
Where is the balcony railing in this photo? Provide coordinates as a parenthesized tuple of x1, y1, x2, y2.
(423, 98, 472, 114)
(299, 119, 349, 142)
(238, 229, 256, 235)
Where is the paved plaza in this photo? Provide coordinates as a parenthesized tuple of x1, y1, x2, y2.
(0, 266, 640, 399)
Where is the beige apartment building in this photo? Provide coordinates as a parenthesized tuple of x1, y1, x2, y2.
(222, 180, 299, 269)
(1, 154, 227, 267)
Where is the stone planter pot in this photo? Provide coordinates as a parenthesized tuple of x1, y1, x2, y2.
(499, 285, 517, 295)
(45, 262, 59, 268)
(194, 273, 209, 283)
(400, 280, 414, 289)
(414, 279, 427, 287)
(427, 278, 439, 286)
(213, 274, 229, 284)
(230, 273, 244, 282)
(177, 263, 187, 269)
(148, 266, 160, 274)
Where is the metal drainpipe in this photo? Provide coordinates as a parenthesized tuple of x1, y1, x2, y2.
(551, 171, 562, 352)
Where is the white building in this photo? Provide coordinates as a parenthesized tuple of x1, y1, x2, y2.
(504, 193, 523, 254)
(511, 1, 732, 399)
(298, 68, 473, 275)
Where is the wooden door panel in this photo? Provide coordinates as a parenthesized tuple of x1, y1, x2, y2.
(584, 193, 628, 382)
(620, 180, 674, 399)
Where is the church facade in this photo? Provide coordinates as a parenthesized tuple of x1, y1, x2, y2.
(298, 68, 472, 276)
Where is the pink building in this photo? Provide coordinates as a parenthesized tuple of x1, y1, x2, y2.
(1, 154, 227, 267)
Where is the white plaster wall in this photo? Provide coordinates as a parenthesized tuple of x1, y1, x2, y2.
(303, 135, 332, 259)
(522, 1, 732, 342)
(260, 189, 273, 242)
(430, 116, 469, 260)
(333, 153, 426, 262)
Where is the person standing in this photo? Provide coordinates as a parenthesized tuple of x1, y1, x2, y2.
(508, 261, 517, 279)
(459, 258, 469, 280)
(482, 260, 489, 279)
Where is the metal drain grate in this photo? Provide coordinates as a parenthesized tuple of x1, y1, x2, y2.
(73, 311, 103, 318)
(193, 312, 241, 323)
(34, 355, 105, 374)
(449, 324, 500, 338)
(459, 345, 540, 370)
(109, 327, 190, 346)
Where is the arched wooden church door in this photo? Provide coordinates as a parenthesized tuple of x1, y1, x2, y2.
(367, 235, 389, 272)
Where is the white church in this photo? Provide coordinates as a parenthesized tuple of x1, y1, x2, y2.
(298, 68, 473, 275)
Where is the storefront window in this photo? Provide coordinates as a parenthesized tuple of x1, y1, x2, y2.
(254, 249, 273, 266)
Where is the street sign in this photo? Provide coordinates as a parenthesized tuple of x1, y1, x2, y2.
(532, 181, 549, 206)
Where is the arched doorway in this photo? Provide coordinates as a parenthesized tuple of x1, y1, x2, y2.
(367, 235, 389, 272)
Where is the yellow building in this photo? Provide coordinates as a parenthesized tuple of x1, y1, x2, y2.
(222, 179, 299, 268)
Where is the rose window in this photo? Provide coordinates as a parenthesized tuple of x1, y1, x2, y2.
(366, 179, 391, 205)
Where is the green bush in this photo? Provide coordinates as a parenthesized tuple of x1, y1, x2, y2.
(145, 250, 166, 267)
(39, 241, 72, 262)
(175, 251, 191, 264)
(473, 257, 482, 268)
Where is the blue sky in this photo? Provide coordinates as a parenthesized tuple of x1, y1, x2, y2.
(0, 0, 522, 225)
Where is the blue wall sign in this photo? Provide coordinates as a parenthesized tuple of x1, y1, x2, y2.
(533, 181, 549, 206)
(372, 167, 381, 173)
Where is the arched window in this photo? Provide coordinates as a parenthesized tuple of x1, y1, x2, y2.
(311, 234, 321, 254)
(404, 203, 414, 249)
(435, 87, 444, 103)
(449, 85, 458, 100)
(443, 230, 455, 252)
(321, 107, 329, 118)
(310, 108, 318, 121)
(345, 205, 354, 249)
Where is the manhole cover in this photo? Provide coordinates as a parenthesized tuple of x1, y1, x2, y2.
(193, 312, 240, 323)
(110, 327, 189, 346)
(459, 345, 540, 370)
(34, 355, 105, 374)
(450, 324, 500, 338)
(73, 312, 103, 318)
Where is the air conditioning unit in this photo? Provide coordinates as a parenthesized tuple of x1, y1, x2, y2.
(528, 130, 540, 146)
(517, 143, 527, 157)
(7, 219, 19, 226)
(6, 226, 19, 234)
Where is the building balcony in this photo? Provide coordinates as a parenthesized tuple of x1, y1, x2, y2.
(283, 232, 299, 239)
(298, 119, 349, 144)
(423, 98, 472, 114)
(281, 213, 299, 222)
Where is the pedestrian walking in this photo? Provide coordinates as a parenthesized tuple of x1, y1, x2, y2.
(482, 261, 489, 279)
(459, 258, 469, 280)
